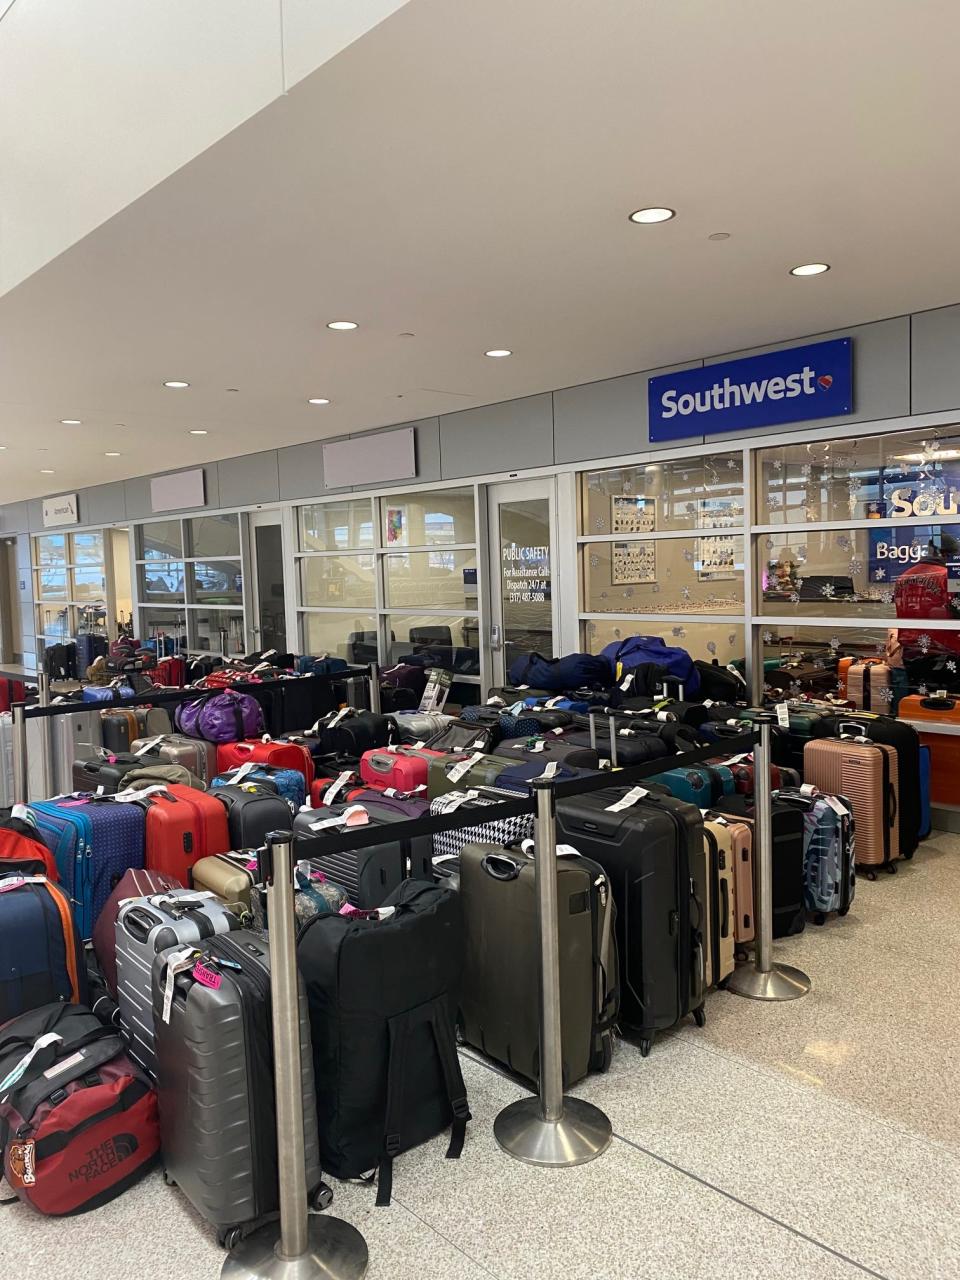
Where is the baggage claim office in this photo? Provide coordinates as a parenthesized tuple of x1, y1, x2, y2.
(6, 301, 960, 821)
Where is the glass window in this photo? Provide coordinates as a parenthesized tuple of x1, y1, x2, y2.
(583, 618, 746, 667)
(37, 604, 71, 638)
(299, 555, 376, 609)
(302, 613, 377, 662)
(582, 536, 744, 615)
(190, 608, 245, 656)
(72, 566, 106, 602)
(138, 520, 183, 561)
(384, 550, 478, 609)
(385, 614, 480, 675)
(71, 531, 104, 565)
(185, 514, 241, 559)
(380, 488, 476, 547)
(757, 427, 960, 525)
(36, 567, 68, 601)
(138, 562, 185, 604)
(138, 608, 187, 649)
(299, 501, 374, 552)
(580, 454, 744, 535)
(189, 561, 243, 605)
(35, 535, 66, 567)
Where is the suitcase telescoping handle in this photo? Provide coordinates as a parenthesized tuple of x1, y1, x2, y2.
(480, 853, 523, 881)
(122, 904, 163, 942)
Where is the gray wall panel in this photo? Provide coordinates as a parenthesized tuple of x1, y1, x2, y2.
(278, 440, 326, 500)
(702, 316, 910, 442)
(0, 502, 28, 534)
(409, 417, 441, 485)
(910, 305, 960, 415)
(124, 462, 219, 518)
(218, 451, 281, 508)
(440, 393, 554, 479)
(26, 500, 44, 533)
(553, 361, 703, 464)
(83, 482, 127, 526)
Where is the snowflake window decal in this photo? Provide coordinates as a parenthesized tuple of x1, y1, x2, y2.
(726, 458, 738, 470)
(795, 576, 805, 590)
(680, 586, 691, 601)
(821, 582, 836, 598)
(919, 683, 929, 696)
(707, 641, 717, 655)
(683, 549, 695, 563)
(590, 554, 600, 569)
(728, 634, 737, 647)
(789, 592, 800, 605)
(874, 567, 886, 581)
(762, 631, 774, 644)
(836, 535, 851, 551)
(595, 517, 607, 532)
(795, 547, 808, 563)
(772, 458, 783, 472)
(948, 661, 958, 674)
(880, 590, 894, 604)
(849, 558, 863, 575)
(918, 634, 932, 654)
(875, 687, 894, 705)
(829, 637, 841, 650)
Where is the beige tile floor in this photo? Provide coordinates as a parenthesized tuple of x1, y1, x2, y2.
(2, 834, 959, 1280)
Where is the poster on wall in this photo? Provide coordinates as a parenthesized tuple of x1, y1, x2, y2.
(611, 495, 656, 535)
(868, 525, 960, 587)
(612, 541, 656, 585)
(386, 508, 404, 545)
(696, 535, 738, 581)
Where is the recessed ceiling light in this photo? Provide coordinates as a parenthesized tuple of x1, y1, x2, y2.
(0, 445, 6, 451)
(326, 320, 358, 331)
(104, 451, 121, 457)
(790, 262, 830, 277)
(189, 429, 208, 436)
(629, 207, 675, 224)
(60, 419, 81, 425)
(485, 349, 512, 358)
(40, 469, 54, 474)
(163, 380, 190, 388)
(308, 397, 330, 406)
(708, 232, 731, 241)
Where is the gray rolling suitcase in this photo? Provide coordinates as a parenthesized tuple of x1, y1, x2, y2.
(130, 732, 218, 783)
(458, 841, 617, 1086)
(152, 929, 328, 1247)
(115, 889, 238, 1077)
(1, 705, 104, 801)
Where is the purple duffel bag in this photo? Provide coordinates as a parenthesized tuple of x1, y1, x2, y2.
(174, 688, 265, 743)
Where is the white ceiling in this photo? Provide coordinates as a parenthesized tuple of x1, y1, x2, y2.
(3, 0, 960, 504)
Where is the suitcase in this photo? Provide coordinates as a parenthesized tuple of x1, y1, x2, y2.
(140, 785, 231, 883)
(803, 736, 899, 876)
(309, 767, 361, 808)
(555, 786, 706, 1055)
(847, 659, 891, 711)
(457, 841, 617, 1085)
(190, 851, 259, 917)
(360, 745, 447, 792)
(494, 758, 587, 791)
(427, 751, 510, 798)
(92, 867, 182, 998)
(249, 866, 349, 933)
(100, 707, 172, 754)
(713, 794, 806, 937)
(424, 719, 498, 754)
(216, 738, 315, 785)
(391, 711, 453, 744)
(648, 764, 735, 807)
(211, 784, 294, 849)
(491, 736, 600, 770)
(709, 757, 796, 796)
(72, 754, 141, 795)
(116, 888, 238, 1076)
(561, 723, 672, 767)
(28, 797, 146, 939)
(151, 656, 187, 687)
(0, 677, 26, 714)
(702, 820, 736, 987)
(430, 788, 535, 859)
(153, 929, 325, 1244)
(838, 656, 855, 699)
(130, 734, 219, 784)
(704, 811, 755, 944)
(212, 764, 306, 811)
(776, 789, 856, 923)
(820, 712, 918, 861)
(737, 705, 833, 773)
(293, 800, 430, 907)
(309, 709, 396, 757)
(0, 875, 87, 1022)
(918, 743, 932, 839)
(486, 685, 553, 703)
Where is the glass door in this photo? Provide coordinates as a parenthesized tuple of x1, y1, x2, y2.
(247, 510, 288, 656)
(486, 478, 558, 687)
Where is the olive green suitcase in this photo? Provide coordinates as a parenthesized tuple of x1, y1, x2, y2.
(427, 751, 512, 799)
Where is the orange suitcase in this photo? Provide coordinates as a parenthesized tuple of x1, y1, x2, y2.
(838, 657, 855, 699)
(897, 694, 960, 805)
(803, 737, 900, 876)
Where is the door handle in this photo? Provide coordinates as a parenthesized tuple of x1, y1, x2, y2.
(490, 624, 502, 651)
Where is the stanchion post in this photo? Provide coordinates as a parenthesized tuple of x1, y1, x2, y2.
(493, 779, 613, 1166)
(725, 715, 811, 1002)
(222, 832, 368, 1280)
(12, 701, 28, 805)
(368, 662, 381, 715)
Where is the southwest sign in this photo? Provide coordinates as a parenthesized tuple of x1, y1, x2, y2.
(648, 338, 853, 442)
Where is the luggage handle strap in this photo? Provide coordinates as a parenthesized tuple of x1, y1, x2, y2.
(377, 998, 469, 1207)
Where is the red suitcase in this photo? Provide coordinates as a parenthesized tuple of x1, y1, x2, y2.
(360, 745, 447, 792)
(141, 785, 231, 884)
(151, 656, 187, 687)
(216, 738, 315, 786)
(92, 866, 182, 997)
(310, 769, 363, 808)
(0, 678, 26, 714)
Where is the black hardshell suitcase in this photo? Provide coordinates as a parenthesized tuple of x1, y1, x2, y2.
(211, 784, 296, 849)
(821, 712, 920, 860)
(152, 930, 327, 1247)
(72, 755, 139, 794)
(292, 801, 432, 906)
(561, 723, 672, 766)
(456, 841, 618, 1085)
(555, 786, 706, 1056)
(714, 793, 806, 938)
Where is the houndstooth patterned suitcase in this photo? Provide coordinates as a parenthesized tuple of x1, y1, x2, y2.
(430, 788, 534, 859)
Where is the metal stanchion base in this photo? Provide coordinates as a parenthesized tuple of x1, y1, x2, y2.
(221, 1217, 369, 1280)
(494, 1096, 612, 1167)
(725, 962, 811, 1001)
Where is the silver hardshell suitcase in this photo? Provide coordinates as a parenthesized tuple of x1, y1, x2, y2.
(129, 733, 218, 783)
(391, 711, 454, 744)
(115, 889, 238, 1076)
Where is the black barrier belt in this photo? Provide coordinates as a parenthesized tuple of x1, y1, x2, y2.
(15, 666, 370, 721)
(291, 729, 760, 859)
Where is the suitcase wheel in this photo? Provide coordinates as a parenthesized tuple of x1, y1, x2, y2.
(639, 1037, 653, 1058)
(863, 869, 877, 882)
(693, 1005, 706, 1029)
(311, 1181, 334, 1212)
(885, 862, 898, 875)
(904, 850, 915, 860)
(162, 1168, 176, 1187)
(838, 905, 850, 917)
(813, 912, 826, 927)
(218, 1226, 243, 1251)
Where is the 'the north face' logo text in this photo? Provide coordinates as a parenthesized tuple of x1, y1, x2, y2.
(68, 1133, 138, 1183)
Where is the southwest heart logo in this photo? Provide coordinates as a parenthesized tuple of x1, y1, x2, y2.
(817, 374, 833, 391)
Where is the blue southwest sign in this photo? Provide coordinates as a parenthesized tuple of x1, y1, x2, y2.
(648, 337, 853, 442)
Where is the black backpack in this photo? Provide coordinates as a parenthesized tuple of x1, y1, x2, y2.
(297, 880, 469, 1204)
(693, 659, 749, 703)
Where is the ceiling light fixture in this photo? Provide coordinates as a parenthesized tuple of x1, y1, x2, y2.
(307, 397, 330, 406)
(484, 348, 512, 358)
(327, 320, 358, 331)
(790, 262, 830, 277)
(0, 446, 6, 451)
(189, 429, 208, 436)
(629, 207, 675, 224)
(104, 451, 121, 457)
(708, 232, 731, 241)
(60, 419, 81, 425)
(163, 380, 190, 388)
(40, 469, 54, 474)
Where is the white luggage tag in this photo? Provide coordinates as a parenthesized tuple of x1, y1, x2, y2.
(799, 782, 818, 798)
(824, 795, 851, 816)
(135, 735, 166, 756)
(412, 740, 426, 750)
(776, 704, 790, 728)
(605, 786, 648, 812)
(322, 770, 354, 806)
(545, 696, 565, 708)
(447, 752, 486, 783)
(469, 738, 488, 750)
(435, 789, 480, 812)
(226, 762, 258, 783)
(516, 684, 530, 690)
(485, 696, 506, 707)
(511, 738, 546, 753)
(538, 761, 559, 779)
(723, 753, 751, 765)
(703, 699, 715, 708)
(0, 1033, 64, 1098)
(619, 672, 635, 692)
(327, 706, 352, 729)
(161, 946, 199, 1025)
(383, 786, 427, 797)
(520, 837, 579, 858)
(309, 804, 370, 832)
(726, 664, 748, 686)
(259, 649, 277, 661)
(112, 784, 170, 803)
(550, 727, 565, 736)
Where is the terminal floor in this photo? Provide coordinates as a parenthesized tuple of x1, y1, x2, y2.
(4, 832, 959, 1280)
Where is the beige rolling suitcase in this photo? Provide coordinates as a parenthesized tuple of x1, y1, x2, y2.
(702, 819, 736, 986)
(803, 735, 900, 876)
(847, 659, 891, 712)
(190, 851, 258, 919)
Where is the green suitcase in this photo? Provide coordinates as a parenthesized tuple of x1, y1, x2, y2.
(737, 705, 832, 772)
(427, 751, 511, 798)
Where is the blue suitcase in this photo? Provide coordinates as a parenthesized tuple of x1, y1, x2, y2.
(494, 759, 585, 792)
(76, 633, 109, 672)
(212, 765, 306, 812)
(649, 764, 736, 807)
(918, 743, 932, 840)
(29, 798, 145, 938)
